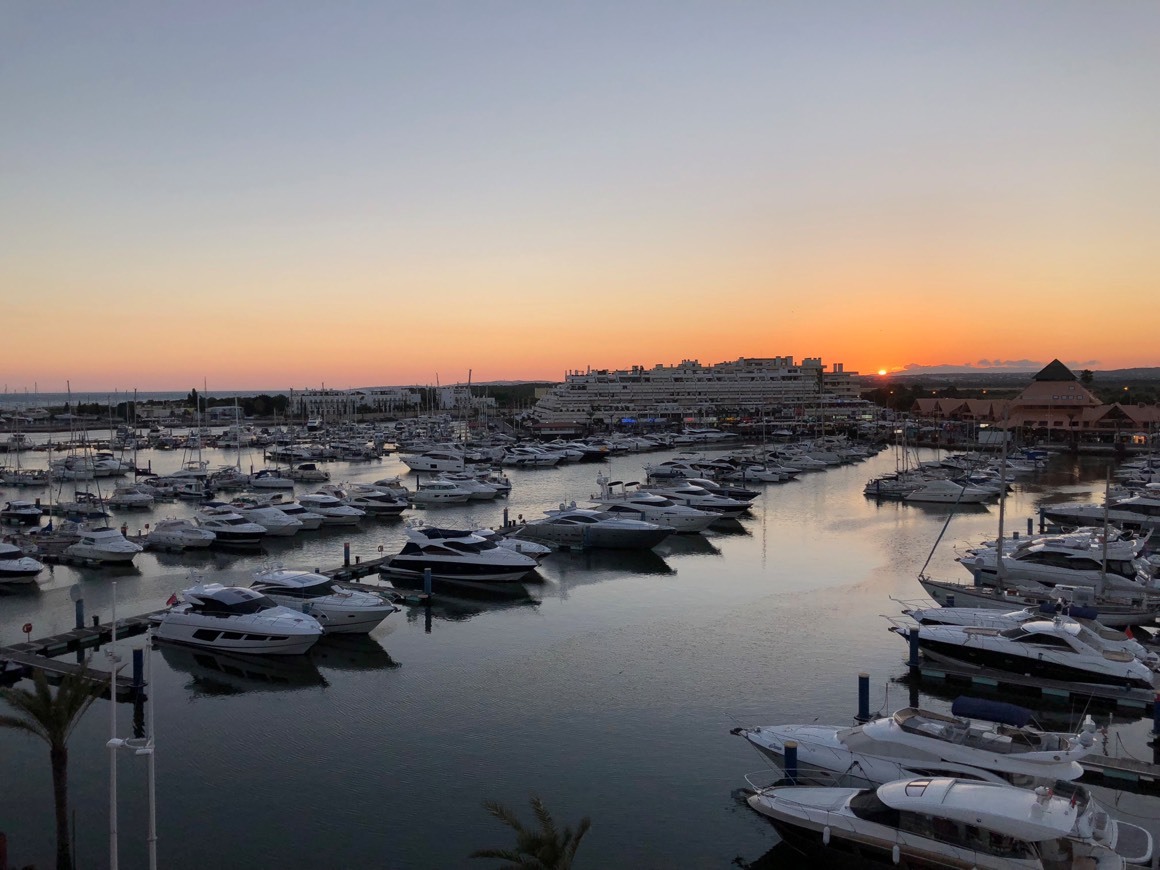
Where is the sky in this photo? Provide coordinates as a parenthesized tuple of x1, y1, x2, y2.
(2, 1, 1157, 392)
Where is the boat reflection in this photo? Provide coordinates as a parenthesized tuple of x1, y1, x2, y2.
(656, 534, 721, 558)
(308, 634, 400, 672)
(158, 642, 328, 696)
(542, 547, 673, 579)
(707, 517, 750, 536)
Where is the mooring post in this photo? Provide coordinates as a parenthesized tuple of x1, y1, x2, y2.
(75, 598, 85, 630)
(857, 673, 870, 722)
(92, 614, 100, 628)
(1152, 693, 1160, 743)
(784, 740, 798, 784)
(423, 567, 432, 597)
(343, 542, 350, 567)
(503, 507, 509, 527)
(132, 648, 144, 689)
(907, 627, 921, 668)
(1027, 517, 1033, 536)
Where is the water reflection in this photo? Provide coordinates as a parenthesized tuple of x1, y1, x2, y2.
(308, 634, 400, 672)
(158, 642, 328, 695)
(709, 517, 751, 536)
(657, 534, 722, 558)
(542, 547, 674, 579)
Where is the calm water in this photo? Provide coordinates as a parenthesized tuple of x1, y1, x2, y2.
(1, 445, 1156, 869)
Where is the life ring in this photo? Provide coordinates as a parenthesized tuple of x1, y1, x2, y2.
(22, 623, 32, 634)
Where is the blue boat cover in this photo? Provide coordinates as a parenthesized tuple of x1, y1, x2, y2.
(951, 697, 1033, 728)
(1037, 601, 1099, 620)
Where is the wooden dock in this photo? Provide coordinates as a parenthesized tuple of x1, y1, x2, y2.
(1081, 753, 1160, 791)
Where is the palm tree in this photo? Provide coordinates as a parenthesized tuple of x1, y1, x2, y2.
(0, 667, 106, 870)
(470, 794, 591, 869)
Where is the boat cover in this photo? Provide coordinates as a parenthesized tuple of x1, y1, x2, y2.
(950, 697, 1033, 728)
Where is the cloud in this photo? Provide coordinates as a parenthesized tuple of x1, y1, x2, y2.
(902, 359, 1045, 374)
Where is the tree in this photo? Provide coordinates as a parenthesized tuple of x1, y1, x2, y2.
(1080, 369, 1094, 385)
(0, 668, 106, 870)
(470, 795, 591, 869)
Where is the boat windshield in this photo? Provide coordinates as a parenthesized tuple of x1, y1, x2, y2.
(190, 591, 278, 615)
(848, 790, 901, 826)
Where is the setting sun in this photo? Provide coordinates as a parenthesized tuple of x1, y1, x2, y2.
(878, 369, 888, 376)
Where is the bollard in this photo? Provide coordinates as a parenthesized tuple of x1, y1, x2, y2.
(75, 598, 85, 630)
(503, 507, 509, 527)
(92, 614, 100, 628)
(907, 628, 921, 668)
(857, 673, 870, 722)
(423, 567, 432, 596)
(132, 648, 144, 689)
(355, 555, 361, 565)
(784, 740, 798, 784)
(1012, 531, 1019, 541)
(1027, 517, 1033, 536)
(946, 594, 955, 608)
(343, 542, 350, 567)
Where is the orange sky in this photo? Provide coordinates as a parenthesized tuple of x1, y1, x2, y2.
(2, 3, 1157, 392)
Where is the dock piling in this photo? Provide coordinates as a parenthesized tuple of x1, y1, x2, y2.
(423, 568, 432, 597)
(784, 740, 798, 784)
(343, 543, 350, 567)
(907, 628, 921, 668)
(75, 598, 85, 630)
(856, 673, 870, 722)
(132, 648, 144, 689)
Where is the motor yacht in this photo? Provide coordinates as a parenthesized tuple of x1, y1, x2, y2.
(958, 535, 1155, 597)
(637, 483, 750, 517)
(64, 525, 143, 564)
(733, 698, 1098, 789)
(296, 492, 366, 525)
(433, 473, 501, 501)
(513, 506, 674, 550)
(217, 500, 304, 537)
(589, 476, 717, 533)
(500, 446, 563, 468)
(105, 484, 156, 510)
(383, 526, 539, 583)
(400, 449, 467, 473)
(154, 583, 324, 655)
(408, 479, 474, 506)
(0, 542, 44, 583)
(248, 494, 326, 530)
(889, 619, 1157, 689)
(287, 463, 329, 482)
(904, 478, 995, 504)
(250, 567, 399, 634)
(248, 468, 295, 490)
(1042, 493, 1160, 533)
(144, 518, 217, 550)
(745, 776, 1152, 868)
(317, 483, 408, 516)
(195, 507, 268, 547)
(1, 500, 43, 525)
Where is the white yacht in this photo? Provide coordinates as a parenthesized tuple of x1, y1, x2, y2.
(384, 526, 538, 583)
(195, 507, 268, 547)
(1, 500, 43, 525)
(144, 518, 217, 550)
(904, 478, 995, 504)
(65, 526, 143, 564)
(733, 699, 1098, 789)
(218, 500, 304, 537)
(250, 567, 399, 634)
(248, 494, 326, 530)
(1043, 493, 1160, 533)
(155, 583, 324, 655)
(409, 479, 473, 506)
(318, 484, 408, 516)
(638, 483, 750, 517)
(513, 506, 674, 550)
(296, 493, 365, 525)
(890, 619, 1157, 689)
(589, 476, 717, 533)
(958, 536, 1155, 597)
(248, 468, 295, 490)
(105, 484, 156, 510)
(400, 449, 466, 473)
(433, 473, 501, 501)
(746, 776, 1152, 868)
(0, 542, 44, 583)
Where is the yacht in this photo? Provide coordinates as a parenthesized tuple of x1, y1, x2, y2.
(144, 518, 217, 550)
(383, 526, 539, 583)
(500, 446, 563, 468)
(287, 463, 329, 482)
(890, 619, 1157, 689)
(433, 473, 501, 501)
(248, 468, 295, 490)
(105, 484, 156, 510)
(589, 476, 717, 533)
(400, 449, 466, 473)
(904, 478, 995, 504)
(1042, 493, 1160, 533)
(1, 500, 43, 525)
(248, 494, 326, 530)
(0, 542, 44, 583)
(216, 500, 304, 537)
(296, 493, 366, 525)
(195, 507, 268, 547)
(65, 526, 143, 564)
(513, 506, 674, 550)
(155, 583, 323, 655)
(317, 484, 408, 516)
(250, 567, 399, 634)
(409, 479, 473, 506)
(958, 536, 1155, 597)
(733, 698, 1098, 789)
(745, 776, 1152, 868)
(637, 483, 750, 517)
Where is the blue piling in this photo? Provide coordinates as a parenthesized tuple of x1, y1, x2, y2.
(907, 628, 921, 668)
(343, 542, 350, 567)
(857, 673, 870, 722)
(423, 568, 433, 597)
(132, 648, 144, 689)
(74, 598, 84, 630)
(784, 740, 798, 784)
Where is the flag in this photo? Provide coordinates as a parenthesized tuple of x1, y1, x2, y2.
(1125, 626, 1134, 640)
(166, 592, 179, 607)
(1070, 791, 1078, 808)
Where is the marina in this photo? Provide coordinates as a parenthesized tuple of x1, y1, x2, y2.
(2, 432, 1160, 868)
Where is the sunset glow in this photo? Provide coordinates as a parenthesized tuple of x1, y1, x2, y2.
(2, 2, 1157, 394)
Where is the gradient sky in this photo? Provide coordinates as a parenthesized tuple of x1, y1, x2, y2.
(3, 1, 1157, 392)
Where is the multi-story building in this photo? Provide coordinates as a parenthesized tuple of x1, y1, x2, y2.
(530, 356, 864, 427)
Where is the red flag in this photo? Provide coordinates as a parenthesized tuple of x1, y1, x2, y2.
(1125, 626, 1134, 640)
(166, 593, 178, 607)
(1070, 792, 1078, 808)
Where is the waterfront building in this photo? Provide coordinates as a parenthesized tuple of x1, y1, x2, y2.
(529, 356, 865, 428)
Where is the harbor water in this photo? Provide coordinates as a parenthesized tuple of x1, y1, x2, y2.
(1, 444, 1157, 868)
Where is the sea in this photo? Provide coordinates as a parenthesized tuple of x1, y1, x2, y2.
(0, 441, 1157, 869)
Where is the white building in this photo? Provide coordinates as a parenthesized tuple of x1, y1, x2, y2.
(530, 356, 864, 426)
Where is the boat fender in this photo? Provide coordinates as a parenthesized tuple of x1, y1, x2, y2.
(891, 844, 900, 864)
(822, 826, 830, 846)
